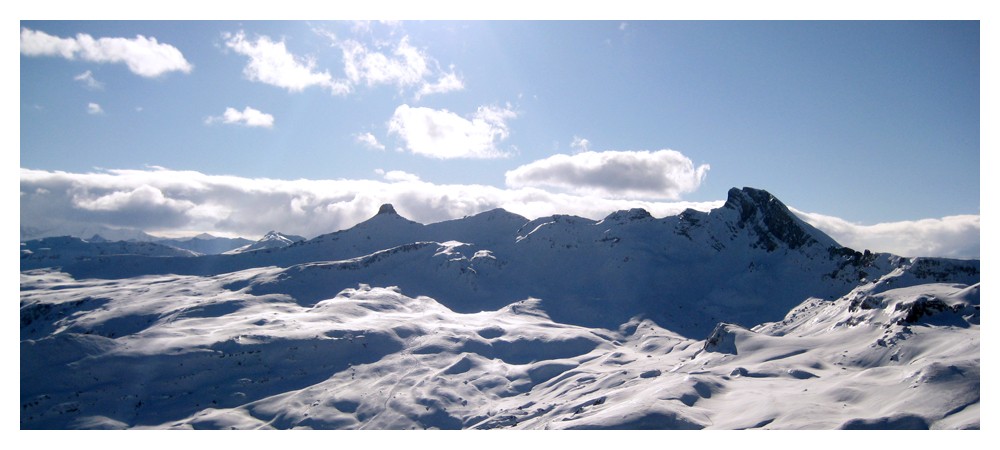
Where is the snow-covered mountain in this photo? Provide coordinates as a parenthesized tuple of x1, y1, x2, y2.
(154, 234, 256, 255)
(20, 223, 160, 243)
(20, 236, 200, 270)
(19, 187, 980, 430)
(224, 231, 306, 254)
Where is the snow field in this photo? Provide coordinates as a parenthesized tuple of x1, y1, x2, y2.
(20, 265, 978, 429)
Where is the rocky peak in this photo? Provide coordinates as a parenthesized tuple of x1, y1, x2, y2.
(722, 187, 824, 251)
(376, 204, 397, 216)
(601, 208, 653, 224)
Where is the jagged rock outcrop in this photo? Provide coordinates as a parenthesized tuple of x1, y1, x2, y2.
(722, 187, 833, 251)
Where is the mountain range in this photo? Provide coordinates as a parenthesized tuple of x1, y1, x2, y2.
(19, 187, 980, 430)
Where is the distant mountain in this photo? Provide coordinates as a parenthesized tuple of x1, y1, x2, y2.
(155, 234, 255, 255)
(20, 236, 199, 269)
(224, 231, 306, 254)
(20, 223, 159, 242)
(22, 187, 979, 337)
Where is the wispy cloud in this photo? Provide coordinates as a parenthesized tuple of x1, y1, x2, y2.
(570, 136, 590, 153)
(355, 132, 386, 150)
(74, 70, 104, 90)
(205, 107, 275, 128)
(388, 104, 517, 159)
(790, 208, 980, 259)
(87, 103, 103, 114)
(224, 31, 351, 95)
(415, 70, 465, 99)
(20, 27, 192, 77)
(505, 149, 710, 200)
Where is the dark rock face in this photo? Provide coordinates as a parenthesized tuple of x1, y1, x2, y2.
(377, 204, 397, 215)
(723, 187, 818, 251)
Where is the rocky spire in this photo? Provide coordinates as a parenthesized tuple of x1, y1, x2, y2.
(376, 204, 397, 215)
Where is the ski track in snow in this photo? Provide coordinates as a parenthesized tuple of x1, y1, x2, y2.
(19, 188, 980, 430)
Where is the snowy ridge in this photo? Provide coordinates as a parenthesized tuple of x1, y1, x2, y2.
(20, 236, 199, 269)
(18, 187, 980, 429)
(224, 231, 305, 255)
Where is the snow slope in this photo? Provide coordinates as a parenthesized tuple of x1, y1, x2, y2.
(224, 231, 306, 255)
(20, 268, 978, 429)
(18, 187, 980, 429)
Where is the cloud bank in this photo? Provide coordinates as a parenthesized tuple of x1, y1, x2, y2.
(19, 167, 719, 241)
(19, 167, 978, 258)
(388, 104, 517, 159)
(20, 27, 192, 77)
(790, 208, 980, 259)
(505, 150, 710, 200)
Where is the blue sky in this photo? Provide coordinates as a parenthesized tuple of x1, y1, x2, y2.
(19, 19, 982, 258)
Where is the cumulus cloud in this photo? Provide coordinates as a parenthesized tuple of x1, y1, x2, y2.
(205, 106, 275, 128)
(74, 70, 103, 90)
(505, 149, 710, 200)
(790, 208, 980, 259)
(224, 31, 351, 95)
(20, 27, 192, 77)
(87, 103, 103, 114)
(356, 132, 385, 150)
(19, 167, 721, 240)
(388, 104, 517, 159)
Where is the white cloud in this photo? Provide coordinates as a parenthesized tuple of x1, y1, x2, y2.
(340, 36, 429, 88)
(87, 103, 103, 114)
(416, 70, 465, 99)
(74, 70, 103, 90)
(205, 107, 275, 128)
(224, 31, 351, 95)
(20, 27, 192, 77)
(505, 149, 710, 200)
(382, 170, 420, 183)
(355, 132, 385, 150)
(790, 208, 980, 259)
(570, 136, 590, 153)
(327, 32, 464, 99)
(388, 104, 517, 159)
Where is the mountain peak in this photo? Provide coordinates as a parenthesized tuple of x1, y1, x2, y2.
(377, 204, 397, 215)
(722, 187, 834, 251)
